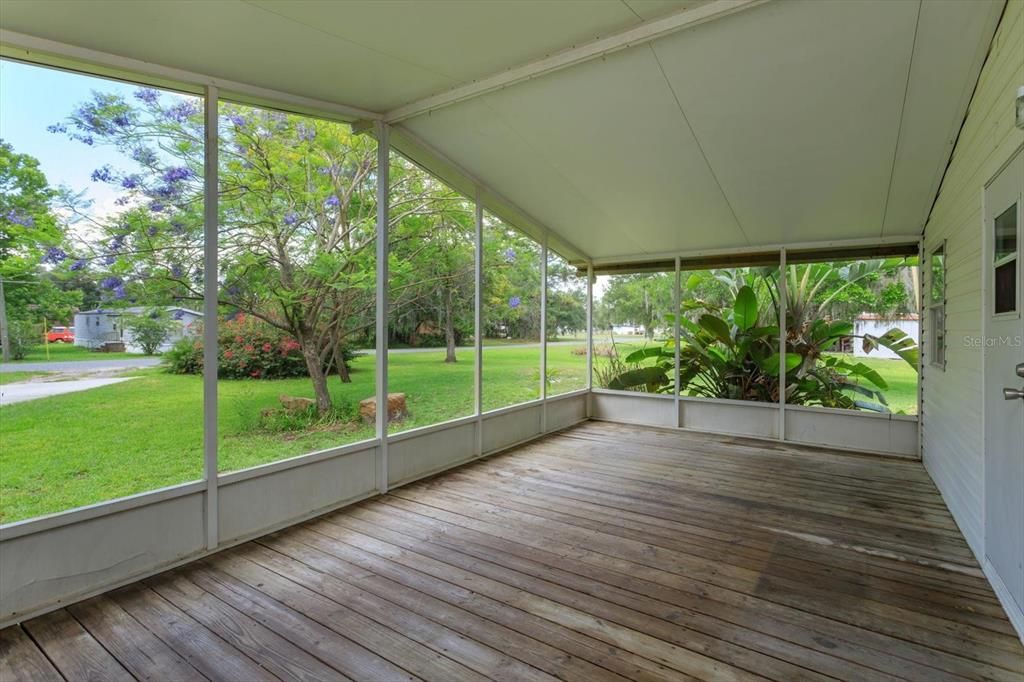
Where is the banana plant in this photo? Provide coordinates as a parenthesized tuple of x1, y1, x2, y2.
(608, 285, 919, 412)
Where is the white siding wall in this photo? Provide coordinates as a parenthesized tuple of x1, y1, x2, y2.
(921, 0, 1024, 559)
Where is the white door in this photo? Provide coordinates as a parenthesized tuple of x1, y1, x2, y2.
(984, 148, 1024, 611)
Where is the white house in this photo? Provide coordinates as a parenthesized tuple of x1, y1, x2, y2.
(73, 306, 202, 354)
(852, 313, 919, 359)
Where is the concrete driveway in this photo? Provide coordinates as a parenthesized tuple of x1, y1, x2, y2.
(0, 377, 139, 406)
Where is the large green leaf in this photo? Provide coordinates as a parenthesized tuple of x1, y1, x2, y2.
(863, 328, 919, 371)
(733, 285, 759, 331)
(759, 352, 802, 375)
(607, 366, 669, 391)
(624, 346, 670, 364)
(698, 314, 732, 346)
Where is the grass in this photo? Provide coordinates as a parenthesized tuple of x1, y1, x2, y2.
(0, 343, 143, 364)
(0, 341, 914, 523)
(0, 345, 588, 522)
(0, 371, 49, 385)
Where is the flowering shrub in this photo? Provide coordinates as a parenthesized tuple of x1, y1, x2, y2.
(163, 314, 309, 379)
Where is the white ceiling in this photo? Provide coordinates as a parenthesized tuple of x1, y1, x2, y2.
(0, 0, 1004, 262)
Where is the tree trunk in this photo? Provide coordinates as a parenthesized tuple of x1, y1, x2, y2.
(333, 345, 352, 383)
(444, 288, 457, 363)
(299, 338, 333, 413)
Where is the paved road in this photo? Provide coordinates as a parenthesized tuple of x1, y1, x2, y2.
(0, 377, 139, 405)
(0, 358, 162, 373)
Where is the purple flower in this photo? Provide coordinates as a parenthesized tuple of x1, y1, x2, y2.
(152, 184, 177, 199)
(112, 113, 132, 128)
(113, 285, 126, 299)
(132, 147, 157, 166)
(43, 247, 67, 264)
(504, 248, 516, 263)
(100, 276, 123, 290)
(4, 210, 33, 227)
(509, 296, 521, 309)
(172, 309, 184, 320)
(69, 259, 87, 272)
(121, 175, 140, 190)
(228, 114, 246, 127)
(147, 225, 159, 237)
(46, 123, 67, 134)
(170, 263, 184, 278)
(162, 166, 192, 183)
(115, 196, 131, 206)
(166, 100, 200, 123)
(91, 166, 114, 183)
(284, 212, 298, 225)
(324, 195, 340, 208)
(102, 254, 118, 266)
(149, 202, 165, 213)
(108, 234, 126, 252)
(296, 123, 316, 142)
(78, 135, 94, 146)
(134, 88, 160, 104)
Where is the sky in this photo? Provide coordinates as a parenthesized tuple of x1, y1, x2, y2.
(0, 59, 141, 218)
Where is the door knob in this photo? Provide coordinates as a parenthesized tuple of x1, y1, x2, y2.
(1004, 387, 1024, 400)
(1017, 362, 1024, 379)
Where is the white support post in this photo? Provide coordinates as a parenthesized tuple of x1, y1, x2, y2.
(540, 231, 548, 433)
(586, 263, 593, 417)
(375, 121, 390, 493)
(674, 257, 681, 429)
(778, 248, 787, 442)
(916, 240, 924, 460)
(202, 85, 219, 551)
(474, 192, 484, 456)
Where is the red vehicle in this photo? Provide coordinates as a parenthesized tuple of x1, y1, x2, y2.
(46, 326, 75, 343)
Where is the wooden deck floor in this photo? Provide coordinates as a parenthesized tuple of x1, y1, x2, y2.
(2, 421, 1022, 681)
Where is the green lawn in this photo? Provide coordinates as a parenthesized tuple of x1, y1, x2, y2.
(0, 345, 588, 522)
(0, 342, 914, 523)
(825, 353, 919, 415)
(0, 343, 143, 364)
(0, 371, 49, 385)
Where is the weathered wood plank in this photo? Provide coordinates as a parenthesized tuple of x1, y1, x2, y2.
(0, 626, 63, 682)
(67, 595, 206, 682)
(6, 421, 1022, 682)
(22, 609, 133, 682)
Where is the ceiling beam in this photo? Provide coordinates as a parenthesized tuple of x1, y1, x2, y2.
(384, 0, 768, 123)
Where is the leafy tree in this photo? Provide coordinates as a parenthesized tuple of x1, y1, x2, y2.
(597, 273, 672, 338)
(122, 308, 176, 354)
(51, 91, 395, 412)
(0, 141, 76, 328)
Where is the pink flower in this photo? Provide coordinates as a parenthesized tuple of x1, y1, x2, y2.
(244, 344, 254, 352)
(224, 350, 234, 359)
(262, 343, 272, 352)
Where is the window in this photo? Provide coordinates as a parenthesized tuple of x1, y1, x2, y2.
(994, 203, 1018, 315)
(679, 266, 780, 403)
(216, 102, 377, 472)
(929, 244, 946, 368)
(783, 257, 920, 414)
(0, 60, 204, 521)
(482, 212, 542, 410)
(546, 250, 587, 396)
(592, 271, 673, 393)
(387, 152, 476, 431)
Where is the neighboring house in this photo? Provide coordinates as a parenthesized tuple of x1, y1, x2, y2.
(73, 307, 202, 354)
(852, 314, 919, 359)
